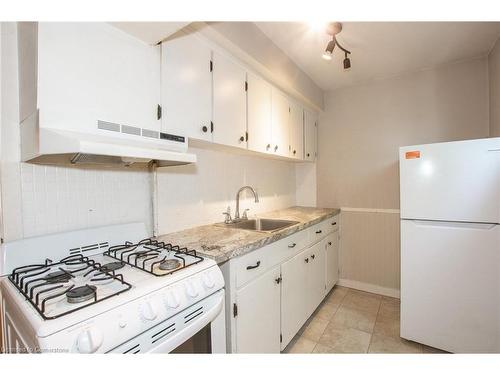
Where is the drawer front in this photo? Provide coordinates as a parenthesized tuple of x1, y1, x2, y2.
(281, 229, 310, 256)
(309, 216, 339, 243)
(234, 230, 310, 289)
(234, 239, 282, 289)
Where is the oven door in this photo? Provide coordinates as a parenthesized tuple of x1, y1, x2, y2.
(110, 290, 226, 354)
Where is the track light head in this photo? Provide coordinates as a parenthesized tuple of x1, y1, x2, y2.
(343, 52, 351, 70)
(322, 38, 335, 60)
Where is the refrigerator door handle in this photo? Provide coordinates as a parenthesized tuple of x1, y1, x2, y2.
(408, 220, 498, 230)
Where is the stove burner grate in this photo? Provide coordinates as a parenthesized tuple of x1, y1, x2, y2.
(8, 254, 132, 320)
(105, 238, 203, 277)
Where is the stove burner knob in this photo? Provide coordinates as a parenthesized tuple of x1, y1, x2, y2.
(202, 273, 215, 289)
(185, 281, 199, 299)
(140, 301, 158, 321)
(165, 291, 180, 309)
(76, 327, 103, 353)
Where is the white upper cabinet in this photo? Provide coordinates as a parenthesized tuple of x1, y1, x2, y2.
(212, 51, 247, 149)
(36, 22, 161, 133)
(247, 73, 272, 154)
(271, 89, 290, 157)
(304, 109, 318, 161)
(289, 101, 304, 160)
(161, 32, 212, 141)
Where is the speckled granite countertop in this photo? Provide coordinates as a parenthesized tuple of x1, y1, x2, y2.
(156, 206, 340, 264)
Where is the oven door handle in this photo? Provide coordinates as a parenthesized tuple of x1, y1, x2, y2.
(146, 290, 224, 354)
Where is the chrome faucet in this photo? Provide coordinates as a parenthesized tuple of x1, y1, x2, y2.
(234, 186, 259, 221)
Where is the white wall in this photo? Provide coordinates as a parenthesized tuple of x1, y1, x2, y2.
(318, 57, 490, 295)
(489, 37, 500, 137)
(156, 146, 297, 234)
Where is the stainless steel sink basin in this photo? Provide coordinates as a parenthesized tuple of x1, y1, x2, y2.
(220, 218, 299, 232)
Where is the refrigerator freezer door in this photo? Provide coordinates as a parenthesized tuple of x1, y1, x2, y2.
(400, 219, 500, 353)
(400, 138, 500, 223)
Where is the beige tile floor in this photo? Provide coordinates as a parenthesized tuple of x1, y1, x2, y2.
(283, 285, 447, 354)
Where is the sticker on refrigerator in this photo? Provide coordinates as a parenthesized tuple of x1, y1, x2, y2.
(405, 151, 420, 159)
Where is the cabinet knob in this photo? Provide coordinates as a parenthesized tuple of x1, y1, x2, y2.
(328, 241, 332, 246)
(307, 153, 310, 157)
(274, 145, 278, 152)
(202, 126, 208, 133)
(239, 136, 245, 142)
(293, 150, 296, 155)
(304, 258, 309, 263)
(266, 144, 271, 150)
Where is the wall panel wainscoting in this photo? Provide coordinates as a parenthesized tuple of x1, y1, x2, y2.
(338, 208, 401, 298)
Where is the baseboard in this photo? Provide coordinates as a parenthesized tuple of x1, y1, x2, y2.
(338, 278, 400, 299)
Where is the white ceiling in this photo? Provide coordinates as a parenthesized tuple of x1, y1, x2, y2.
(255, 22, 500, 91)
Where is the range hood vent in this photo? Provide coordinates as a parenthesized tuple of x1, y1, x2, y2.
(20, 111, 196, 168)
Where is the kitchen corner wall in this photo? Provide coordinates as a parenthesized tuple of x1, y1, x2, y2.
(489, 37, 500, 137)
(155, 146, 297, 234)
(318, 57, 490, 297)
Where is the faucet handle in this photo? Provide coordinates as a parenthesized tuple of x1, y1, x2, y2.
(222, 206, 232, 224)
(242, 208, 250, 220)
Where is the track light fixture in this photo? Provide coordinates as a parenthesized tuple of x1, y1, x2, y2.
(322, 22, 351, 70)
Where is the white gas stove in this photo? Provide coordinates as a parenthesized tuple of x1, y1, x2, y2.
(0, 223, 226, 353)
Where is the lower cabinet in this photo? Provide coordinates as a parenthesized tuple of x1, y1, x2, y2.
(224, 215, 340, 353)
(281, 250, 308, 348)
(235, 265, 281, 353)
(306, 242, 327, 317)
(325, 232, 340, 292)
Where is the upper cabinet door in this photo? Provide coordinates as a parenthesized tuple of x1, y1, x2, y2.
(212, 51, 247, 149)
(161, 33, 212, 141)
(37, 23, 161, 133)
(247, 73, 272, 154)
(289, 101, 304, 160)
(271, 89, 290, 157)
(304, 110, 318, 162)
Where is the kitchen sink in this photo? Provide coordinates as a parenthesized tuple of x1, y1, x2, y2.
(220, 218, 299, 232)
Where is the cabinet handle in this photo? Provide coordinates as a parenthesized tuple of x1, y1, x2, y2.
(328, 241, 332, 246)
(274, 145, 278, 152)
(239, 136, 245, 142)
(266, 144, 271, 151)
(332, 222, 337, 226)
(288, 243, 297, 248)
(315, 230, 322, 234)
(293, 150, 296, 155)
(275, 276, 282, 284)
(202, 126, 208, 133)
(307, 153, 310, 157)
(304, 258, 309, 263)
(311, 254, 315, 260)
(246, 261, 261, 270)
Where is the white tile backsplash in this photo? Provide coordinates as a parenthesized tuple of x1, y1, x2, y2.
(18, 164, 153, 238)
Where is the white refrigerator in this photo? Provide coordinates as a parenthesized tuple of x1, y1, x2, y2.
(400, 137, 500, 353)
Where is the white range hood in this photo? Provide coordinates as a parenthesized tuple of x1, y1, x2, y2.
(21, 111, 196, 167)
(17, 22, 196, 168)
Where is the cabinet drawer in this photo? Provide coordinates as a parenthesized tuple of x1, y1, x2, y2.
(309, 216, 339, 243)
(234, 230, 310, 289)
(234, 240, 281, 289)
